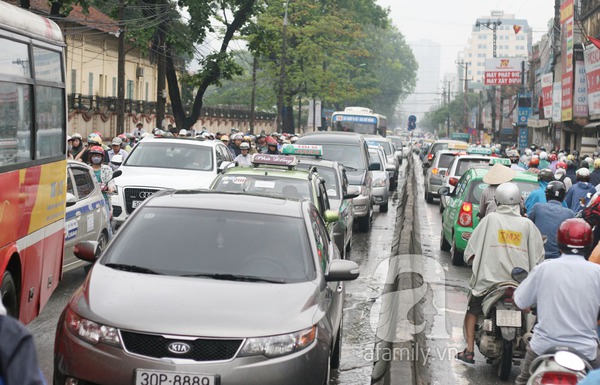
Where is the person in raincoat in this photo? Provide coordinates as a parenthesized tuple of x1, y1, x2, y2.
(478, 163, 517, 219)
(524, 169, 554, 215)
(455, 182, 545, 365)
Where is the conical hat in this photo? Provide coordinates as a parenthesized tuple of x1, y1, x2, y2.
(483, 163, 516, 185)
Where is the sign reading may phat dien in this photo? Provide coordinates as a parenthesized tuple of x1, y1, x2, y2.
(484, 58, 522, 86)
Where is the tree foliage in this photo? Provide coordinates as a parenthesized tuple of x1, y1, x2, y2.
(421, 92, 481, 134)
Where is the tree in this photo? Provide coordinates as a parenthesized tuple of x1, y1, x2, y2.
(421, 92, 481, 134)
(36, 0, 260, 130)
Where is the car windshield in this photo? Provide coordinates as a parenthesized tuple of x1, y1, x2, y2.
(213, 174, 311, 200)
(389, 137, 402, 147)
(318, 144, 366, 170)
(456, 159, 492, 176)
(296, 165, 340, 198)
(429, 143, 449, 155)
(468, 180, 538, 204)
(437, 153, 456, 169)
(103, 208, 315, 282)
(125, 142, 213, 171)
(368, 140, 392, 155)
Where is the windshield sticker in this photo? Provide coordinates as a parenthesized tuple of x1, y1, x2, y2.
(255, 180, 276, 189)
(232, 177, 247, 184)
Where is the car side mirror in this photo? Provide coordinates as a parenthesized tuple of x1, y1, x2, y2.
(325, 259, 360, 282)
(323, 210, 340, 223)
(437, 187, 451, 196)
(368, 163, 381, 171)
(344, 185, 360, 199)
(66, 192, 77, 207)
(73, 241, 100, 263)
(385, 165, 395, 172)
(439, 170, 447, 177)
(218, 161, 234, 173)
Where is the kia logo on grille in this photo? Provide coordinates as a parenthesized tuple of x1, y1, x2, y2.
(138, 191, 155, 199)
(168, 342, 191, 354)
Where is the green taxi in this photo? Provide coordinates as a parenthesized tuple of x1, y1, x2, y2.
(210, 149, 357, 258)
(439, 164, 539, 266)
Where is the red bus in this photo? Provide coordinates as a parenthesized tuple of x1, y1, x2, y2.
(0, 2, 67, 324)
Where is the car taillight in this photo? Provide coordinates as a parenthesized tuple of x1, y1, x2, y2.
(432, 168, 439, 175)
(503, 287, 514, 303)
(458, 202, 473, 227)
(449, 177, 458, 186)
(540, 372, 578, 385)
(428, 154, 433, 161)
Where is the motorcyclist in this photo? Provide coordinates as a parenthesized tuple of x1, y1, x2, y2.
(564, 168, 597, 213)
(234, 142, 252, 167)
(266, 137, 280, 155)
(554, 161, 572, 191)
(256, 134, 268, 153)
(478, 163, 516, 219)
(528, 181, 574, 259)
(539, 151, 550, 169)
(514, 219, 600, 385)
(590, 159, 600, 187)
(107, 137, 128, 162)
(456, 182, 544, 365)
(524, 169, 555, 215)
(69, 133, 85, 159)
(87, 146, 115, 239)
(229, 134, 244, 157)
(527, 156, 541, 174)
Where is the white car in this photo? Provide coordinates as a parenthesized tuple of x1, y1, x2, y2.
(64, 161, 110, 272)
(368, 145, 393, 212)
(439, 154, 495, 212)
(111, 137, 234, 228)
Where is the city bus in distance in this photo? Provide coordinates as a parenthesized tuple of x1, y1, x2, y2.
(331, 107, 387, 137)
(0, 2, 67, 324)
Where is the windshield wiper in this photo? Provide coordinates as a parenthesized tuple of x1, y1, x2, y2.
(105, 263, 163, 275)
(182, 273, 286, 284)
(343, 165, 358, 171)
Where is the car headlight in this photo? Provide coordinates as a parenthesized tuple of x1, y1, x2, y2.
(373, 178, 386, 187)
(238, 326, 317, 358)
(65, 308, 121, 347)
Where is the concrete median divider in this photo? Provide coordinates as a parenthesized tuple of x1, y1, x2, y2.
(371, 154, 428, 385)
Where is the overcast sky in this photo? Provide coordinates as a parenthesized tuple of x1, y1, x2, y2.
(376, 0, 556, 76)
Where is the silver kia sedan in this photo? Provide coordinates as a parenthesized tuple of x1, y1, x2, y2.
(54, 190, 359, 385)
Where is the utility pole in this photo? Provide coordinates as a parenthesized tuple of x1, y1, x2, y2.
(116, 0, 125, 136)
(277, 0, 290, 133)
(156, 4, 167, 130)
(463, 62, 469, 131)
(446, 80, 451, 137)
(249, 56, 258, 134)
(476, 19, 501, 134)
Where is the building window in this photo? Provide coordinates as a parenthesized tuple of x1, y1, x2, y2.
(71, 69, 76, 94)
(112, 77, 116, 97)
(127, 80, 134, 100)
(145, 82, 149, 101)
(88, 72, 93, 95)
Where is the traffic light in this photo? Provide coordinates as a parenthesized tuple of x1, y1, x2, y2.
(408, 115, 417, 131)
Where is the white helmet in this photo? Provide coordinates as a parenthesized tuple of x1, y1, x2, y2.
(495, 182, 521, 206)
(539, 151, 548, 160)
(525, 148, 532, 156)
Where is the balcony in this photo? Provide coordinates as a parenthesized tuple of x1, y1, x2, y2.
(68, 94, 276, 121)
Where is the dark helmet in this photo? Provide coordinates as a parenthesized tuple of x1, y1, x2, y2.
(538, 169, 554, 182)
(545, 181, 566, 202)
(557, 218, 593, 257)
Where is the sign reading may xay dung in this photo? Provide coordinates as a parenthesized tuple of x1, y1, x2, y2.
(484, 58, 522, 86)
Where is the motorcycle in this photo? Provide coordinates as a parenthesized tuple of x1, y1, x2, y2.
(474, 267, 535, 380)
(510, 267, 592, 385)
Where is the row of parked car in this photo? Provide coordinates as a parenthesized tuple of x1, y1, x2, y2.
(422, 140, 540, 266)
(57, 131, 406, 385)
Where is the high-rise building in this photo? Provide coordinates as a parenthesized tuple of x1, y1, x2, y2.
(462, 11, 532, 85)
(402, 39, 441, 121)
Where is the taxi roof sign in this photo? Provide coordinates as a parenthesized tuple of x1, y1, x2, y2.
(489, 158, 511, 166)
(467, 147, 492, 155)
(447, 142, 469, 150)
(281, 144, 323, 156)
(251, 154, 297, 167)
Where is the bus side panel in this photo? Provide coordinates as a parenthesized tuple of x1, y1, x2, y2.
(38, 222, 64, 312)
(17, 234, 44, 324)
